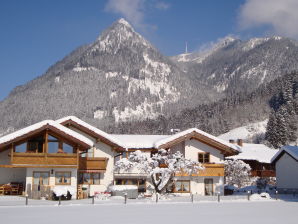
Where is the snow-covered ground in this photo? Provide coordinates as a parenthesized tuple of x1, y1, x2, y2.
(0, 197, 298, 224)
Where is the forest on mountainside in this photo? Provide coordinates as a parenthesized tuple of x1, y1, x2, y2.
(110, 72, 298, 141)
(265, 72, 298, 148)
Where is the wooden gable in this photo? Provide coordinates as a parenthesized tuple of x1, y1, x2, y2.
(0, 124, 90, 153)
(157, 131, 238, 156)
(60, 119, 124, 151)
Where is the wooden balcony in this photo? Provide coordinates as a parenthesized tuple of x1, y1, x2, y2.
(9, 152, 78, 168)
(176, 164, 225, 177)
(79, 157, 108, 171)
(251, 170, 276, 177)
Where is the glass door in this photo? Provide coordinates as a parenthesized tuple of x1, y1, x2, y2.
(33, 172, 49, 191)
(204, 178, 213, 196)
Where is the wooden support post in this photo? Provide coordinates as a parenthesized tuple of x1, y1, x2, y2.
(124, 193, 127, 204)
(76, 146, 80, 168)
(44, 130, 48, 153)
(25, 195, 28, 206)
(10, 143, 14, 164)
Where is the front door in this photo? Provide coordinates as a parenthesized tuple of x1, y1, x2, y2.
(204, 178, 213, 196)
(33, 171, 49, 191)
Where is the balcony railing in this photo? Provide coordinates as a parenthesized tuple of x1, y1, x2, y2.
(251, 170, 276, 177)
(10, 152, 78, 167)
(78, 157, 108, 171)
(175, 163, 225, 177)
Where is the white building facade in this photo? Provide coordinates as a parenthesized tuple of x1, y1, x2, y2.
(0, 116, 239, 198)
(271, 145, 298, 193)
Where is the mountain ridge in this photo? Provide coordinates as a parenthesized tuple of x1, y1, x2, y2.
(1, 19, 298, 136)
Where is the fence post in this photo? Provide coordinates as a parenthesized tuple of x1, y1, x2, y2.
(25, 195, 29, 206)
(191, 193, 194, 203)
(59, 196, 61, 205)
(247, 191, 250, 201)
(124, 193, 127, 204)
(217, 192, 220, 202)
(92, 196, 95, 205)
(275, 190, 278, 200)
(156, 193, 158, 203)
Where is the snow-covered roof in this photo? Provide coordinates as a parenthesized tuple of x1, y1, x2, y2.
(56, 116, 124, 148)
(227, 143, 278, 163)
(154, 128, 240, 152)
(0, 120, 93, 147)
(271, 145, 298, 163)
(111, 134, 170, 149)
(218, 120, 267, 141)
(54, 116, 239, 152)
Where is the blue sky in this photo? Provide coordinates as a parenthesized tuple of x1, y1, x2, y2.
(0, 0, 297, 100)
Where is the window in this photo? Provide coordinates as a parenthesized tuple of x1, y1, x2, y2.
(48, 142, 59, 153)
(174, 180, 190, 193)
(63, 143, 74, 154)
(27, 136, 43, 153)
(55, 172, 71, 185)
(15, 143, 27, 153)
(33, 172, 49, 186)
(93, 173, 100, 185)
(122, 151, 131, 159)
(47, 134, 74, 154)
(78, 172, 101, 185)
(47, 135, 59, 153)
(114, 152, 132, 164)
(115, 179, 146, 192)
(48, 135, 58, 141)
(198, 153, 210, 163)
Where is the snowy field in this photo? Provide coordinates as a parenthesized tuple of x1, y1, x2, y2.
(0, 196, 298, 224)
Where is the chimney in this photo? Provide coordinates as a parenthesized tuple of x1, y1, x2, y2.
(229, 139, 235, 144)
(237, 139, 243, 147)
(170, 129, 180, 134)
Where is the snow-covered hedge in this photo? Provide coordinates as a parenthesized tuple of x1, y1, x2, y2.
(52, 186, 76, 197)
(108, 185, 138, 192)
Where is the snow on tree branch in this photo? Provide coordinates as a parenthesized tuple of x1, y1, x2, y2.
(114, 149, 204, 193)
(224, 159, 251, 188)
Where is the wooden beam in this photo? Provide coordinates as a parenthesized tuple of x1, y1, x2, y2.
(0, 165, 78, 168)
(10, 143, 14, 164)
(45, 129, 48, 153)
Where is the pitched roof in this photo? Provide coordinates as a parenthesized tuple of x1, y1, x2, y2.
(111, 134, 170, 149)
(154, 128, 240, 155)
(56, 116, 124, 149)
(0, 120, 93, 149)
(271, 145, 298, 163)
(227, 143, 278, 163)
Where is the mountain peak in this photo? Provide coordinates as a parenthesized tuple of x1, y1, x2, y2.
(117, 18, 132, 27)
(94, 18, 151, 53)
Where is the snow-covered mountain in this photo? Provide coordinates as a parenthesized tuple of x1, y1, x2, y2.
(0, 18, 213, 132)
(172, 36, 238, 63)
(1, 19, 298, 134)
(172, 36, 298, 94)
